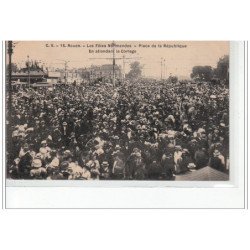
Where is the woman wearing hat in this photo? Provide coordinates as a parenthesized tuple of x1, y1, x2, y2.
(30, 157, 47, 179)
(174, 145, 183, 174)
(39, 140, 51, 161)
(46, 150, 60, 169)
(112, 153, 126, 180)
(87, 154, 101, 180)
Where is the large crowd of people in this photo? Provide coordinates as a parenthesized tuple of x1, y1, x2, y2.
(6, 79, 229, 180)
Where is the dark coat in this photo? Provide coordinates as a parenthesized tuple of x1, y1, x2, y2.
(18, 152, 33, 178)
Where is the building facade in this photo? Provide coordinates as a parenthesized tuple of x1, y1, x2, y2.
(81, 64, 122, 83)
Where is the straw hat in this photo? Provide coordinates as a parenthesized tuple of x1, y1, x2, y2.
(175, 145, 182, 151)
(101, 161, 109, 167)
(32, 158, 42, 168)
(213, 149, 220, 157)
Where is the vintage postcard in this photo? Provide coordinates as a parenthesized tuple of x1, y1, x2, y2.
(5, 41, 230, 181)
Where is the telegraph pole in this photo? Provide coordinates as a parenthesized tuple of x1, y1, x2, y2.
(163, 59, 166, 79)
(55, 59, 69, 84)
(7, 41, 13, 117)
(27, 55, 31, 87)
(122, 55, 125, 83)
(7, 41, 13, 157)
(165, 60, 167, 79)
(89, 41, 140, 86)
(64, 61, 68, 84)
(160, 57, 163, 80)
(112, 41, 115, 86)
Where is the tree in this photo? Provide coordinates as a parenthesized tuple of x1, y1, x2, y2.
(168, 75, 178, 84)
(7, 63, 18, 72)
(190, 65, 213, 82)
(215, 55, 229, 82)
(126, 61, 142, 79)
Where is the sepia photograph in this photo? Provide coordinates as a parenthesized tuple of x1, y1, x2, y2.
(5, 41, 230, 181)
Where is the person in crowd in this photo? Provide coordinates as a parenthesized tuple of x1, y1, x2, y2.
(112, 151, 126, 180)
(174, 145, 183, 174)
(209, 149, 226, 172)
(194, 146, 208, 169)
(18, 143, 33, 179)
(30, 155, 47, 179)
(161, 143, 175, 180)
(100, 161, 110, 180)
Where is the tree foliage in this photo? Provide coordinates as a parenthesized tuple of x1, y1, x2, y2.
(214, 55, 229, 81)
(126, 61, 142, 79)
(7, 63, 18, 72)
(190, 65, 213, 81)
(168, 75, 178, 84)
(190, 55, 229, 84)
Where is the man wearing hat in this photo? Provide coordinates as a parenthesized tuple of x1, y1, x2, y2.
(60, 121, 71, 147)
(209, 149, 225, 172)
(147, 160, 162, 180)
(125, 148, 144, 179)
(51, 125, 62, 148)
(18, 143, 33, 179)
(74, 119, 83, 139)
(10, 130, 22, 162)
(161, 144, 175, 180)
(100, 161, 110, 180)
(194, 146, 208, 169)
(179, 149, 192, 173)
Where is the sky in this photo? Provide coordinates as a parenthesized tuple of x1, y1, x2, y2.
(10, 41, 229, 79)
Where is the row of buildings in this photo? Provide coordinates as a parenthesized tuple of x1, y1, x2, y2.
(11, 64, 122, 86)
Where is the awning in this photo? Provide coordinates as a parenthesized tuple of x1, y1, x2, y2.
(175, 166, 229, 181)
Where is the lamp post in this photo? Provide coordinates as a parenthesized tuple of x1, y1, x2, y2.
(27, 55, 31, 87)
(7, 41, 13, 159)
(160, 57, 163, 80)
(7, 41, 13, 120)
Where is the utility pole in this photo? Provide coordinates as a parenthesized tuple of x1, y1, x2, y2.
(7, 41, 13, 156)
(112, 41, 115, 86)
(64, 61, 68, 84)
(165, 60, 167, 80)
(56, 59, 69, 84)
(27, 55, 30, 87)
(7, 41, 13, 118)
(141, 65, 151, 78)
(122, 55, 125, 83)
(163, 59, 166, 79)
(160, 57, 163, 80)
(121, 55, 141, 83)
(89, 41, 141, 86)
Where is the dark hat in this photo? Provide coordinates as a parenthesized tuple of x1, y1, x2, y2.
(60, 161, 69, 171)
